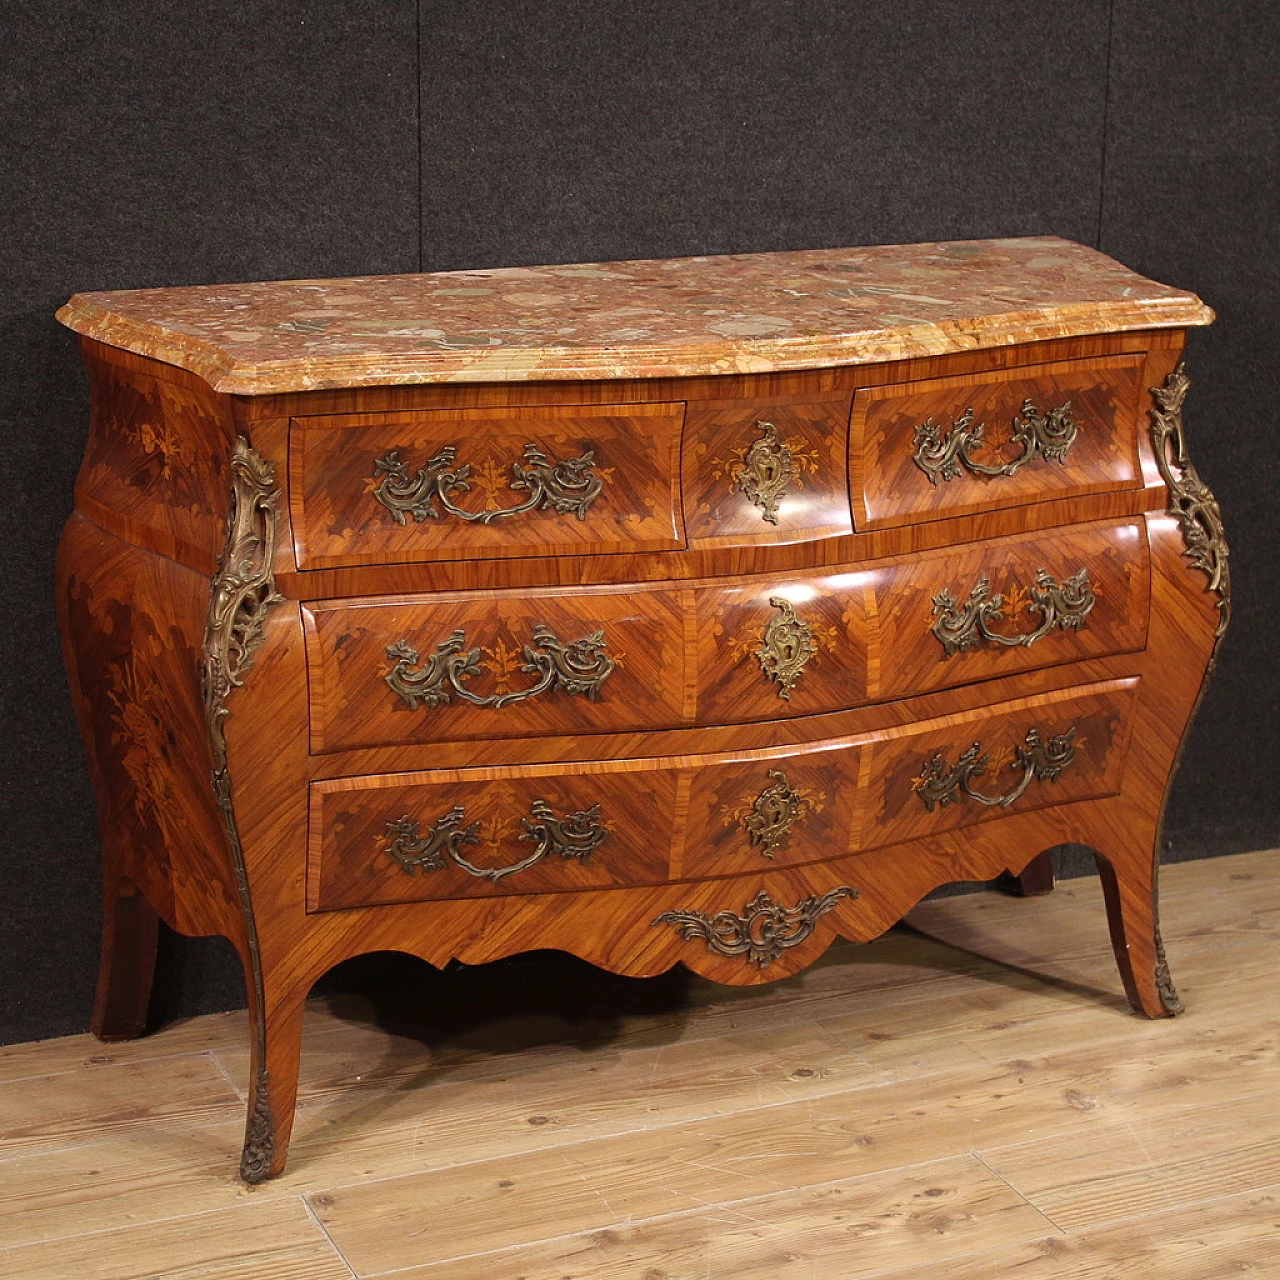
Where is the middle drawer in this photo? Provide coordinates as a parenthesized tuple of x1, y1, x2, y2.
(302, 516, 1149, 753)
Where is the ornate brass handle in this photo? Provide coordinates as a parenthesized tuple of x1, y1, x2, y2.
(755, 597, 817, 700)
(931, 568, 1095, 657)
(654, 886, 857, 968)
(914, 727, 1077, 812)
(384, 799, 608, 882)
(385, 625, 614, 711)
(734, 421, 796, 524)
(912, 398, 1079, 486)
(372, 442, 605, 524)
(742, 769, 808, 858)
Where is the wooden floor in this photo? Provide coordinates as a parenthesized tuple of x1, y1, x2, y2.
(1, 848, 1277, 1279)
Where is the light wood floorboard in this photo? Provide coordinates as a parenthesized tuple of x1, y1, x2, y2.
(0, 847, 1274, 1277)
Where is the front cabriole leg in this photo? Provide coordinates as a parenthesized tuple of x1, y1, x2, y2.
(238, 973, 307, 1182)
(1095, 846, 1182, 1016)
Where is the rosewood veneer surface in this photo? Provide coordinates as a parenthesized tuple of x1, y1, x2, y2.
(55, 237, 1227, 1182)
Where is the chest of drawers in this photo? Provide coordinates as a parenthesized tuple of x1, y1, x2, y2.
(55, 237, 1228, 1182)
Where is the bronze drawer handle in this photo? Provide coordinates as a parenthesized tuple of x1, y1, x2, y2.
(371, 442, 605, 525)
(385, 624, 615, 710)
(931, 568, 1095, 657)
(912, 398, 1079, 486)
(384, 799, 608, 882)
(913, 727, 1077, 812)
(654, 886, 857, 968)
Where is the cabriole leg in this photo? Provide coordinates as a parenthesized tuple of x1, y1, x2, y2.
(239, 976, 307, 1183)
(1095, 850, 1182, 1018)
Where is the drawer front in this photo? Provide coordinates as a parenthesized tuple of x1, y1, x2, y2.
(693, 519, 1145, 723)
(309, 743, 867, 910)
(679, 746, 864, 879)
(309, 762, 677, 909)
(290, 401, 686, 569)
(867, 517, 1149, 701)
(307, 574, 876, 754)
(305, 519, 1146, 753)
(681, 394, 853, 547)
(309, 677, 1140, 909)
(851, 353, 1145, 529)
(303, 585, 692, 753)
(863, 677, 1138, 851)
(305, 575, 870, 753)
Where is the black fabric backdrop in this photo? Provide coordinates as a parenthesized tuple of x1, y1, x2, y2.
(2, 1, 1276, 1045)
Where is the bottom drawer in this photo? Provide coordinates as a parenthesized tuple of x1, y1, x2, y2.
(308, 676, 1138, 910)
(863, 676, 1137, 850)
(307, 764, 679, 910)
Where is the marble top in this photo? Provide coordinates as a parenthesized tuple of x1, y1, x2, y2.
(57, 237, 1213, 395)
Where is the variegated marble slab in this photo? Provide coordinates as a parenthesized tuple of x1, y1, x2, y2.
(57, 237, 1213, 394)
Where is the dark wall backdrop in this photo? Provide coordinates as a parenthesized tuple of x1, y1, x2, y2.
(2, 2, 1276, 1045)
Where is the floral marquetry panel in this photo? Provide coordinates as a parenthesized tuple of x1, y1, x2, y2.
(57, 516, 238, 941)
(681, 394, 854, 547)
(75, 348, 238, 572)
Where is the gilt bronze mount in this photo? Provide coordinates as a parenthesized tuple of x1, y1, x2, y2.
(912, 398, 1079, 486)
(386, 624, 614, 711)
(914, 727, 1077, 812)
(372, 441, 605, 525)
(931, 568, 1095, 657)
(755, 597, 818, 700)
(733, 420, 796, 524)
(654, 886, 857, 968)
(1149, 362, 1230, 641)
(200, 438, 286, 1185)
(384, 799, 608, 882)
(741, 769, 809, 858)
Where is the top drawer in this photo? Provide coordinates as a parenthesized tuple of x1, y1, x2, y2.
(850, 352, 1146, 529)
(289, 402, 686, 569)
